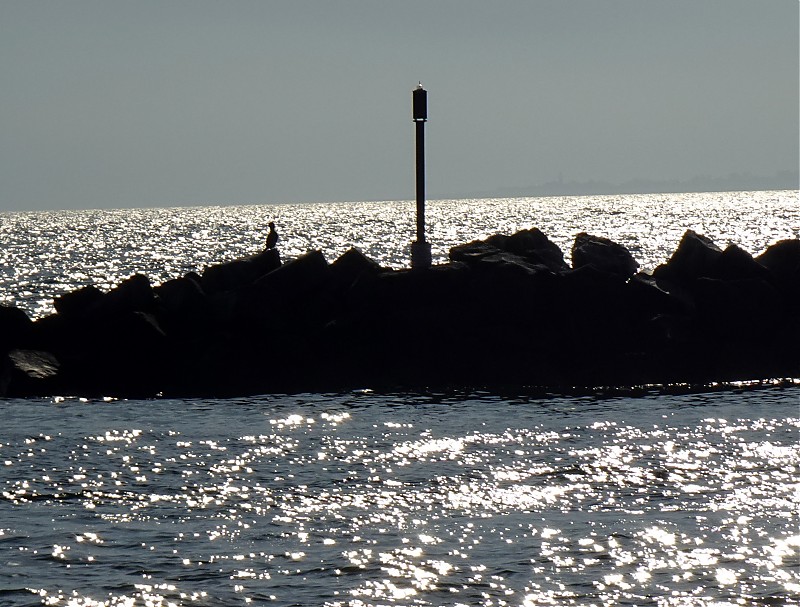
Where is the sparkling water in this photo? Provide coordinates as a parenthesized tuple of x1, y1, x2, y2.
(0, 190, 797, 319)
(0, 389, 798, 606)
(0, 191, 798, 606)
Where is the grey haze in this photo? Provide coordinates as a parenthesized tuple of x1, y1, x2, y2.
(0, 0, 797, 211)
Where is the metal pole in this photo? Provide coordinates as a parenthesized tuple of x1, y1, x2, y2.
(416, 119, 425, 243)
(411, 83, 431, 269)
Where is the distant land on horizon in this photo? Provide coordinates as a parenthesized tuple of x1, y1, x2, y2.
(452, 170, 799, 201)
(3, 171, 796, 213)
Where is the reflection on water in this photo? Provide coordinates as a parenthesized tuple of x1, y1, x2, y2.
(0, 190, 797, 318)
(1, 387, 798, 605)
(1, 192, 797, 605)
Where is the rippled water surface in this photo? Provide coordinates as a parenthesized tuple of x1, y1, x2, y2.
(1, 388, 798, 606)
(1, 192, 799, 605)
(0, 190, 797, 318)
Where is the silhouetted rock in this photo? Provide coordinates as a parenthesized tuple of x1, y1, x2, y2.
(449, 240, 502, 265)
(8, 349, 60, 379)
(653, 229, 723, 284)
(251, 250, 329, 298)
(504, 228, 570, 272)
(330, 247, 383, 289)
(202, 248, 281, 293)
(625, 272, 682, 316)
(235, 250, 332, 337)
(154, 275, 212, 339)
(695, 277, 785, 336)
(711, 244, 769, 282)
(4, 349, 61, 396)
(756, 239, 800, 278)
(449, 232, 560, 289)
(54, 285, 105, 318)
(64, 311, 168, 397)
(0, 304, 33, 352)
(756, 239, 800, 302)
(4, 228, 798, 397)
(559, 264, 630, 347)
(156, 275, 208, 315)
(100, 274, 156, 316)
(28, 313, 69, 354)
(571, 232, 639, 280)
(472, 251, 551, 279)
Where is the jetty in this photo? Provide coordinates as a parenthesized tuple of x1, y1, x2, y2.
(1, 228, 798, 398)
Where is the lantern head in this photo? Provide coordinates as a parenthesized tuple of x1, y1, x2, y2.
(413, 83, 427, 122)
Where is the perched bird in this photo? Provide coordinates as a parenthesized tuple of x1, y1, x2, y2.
(266, 221, 279, 249)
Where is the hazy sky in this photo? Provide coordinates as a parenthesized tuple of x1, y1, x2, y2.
(1, 0, 797, 211)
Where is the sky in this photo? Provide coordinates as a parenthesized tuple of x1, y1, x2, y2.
(0, 0, 797, 211)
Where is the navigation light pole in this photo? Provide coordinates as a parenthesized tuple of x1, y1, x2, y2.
(411, 83, 432, 269)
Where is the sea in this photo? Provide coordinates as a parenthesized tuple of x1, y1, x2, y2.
(0, 191, 798, 606)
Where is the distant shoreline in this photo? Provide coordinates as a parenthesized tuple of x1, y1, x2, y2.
(1, 185, 798, 215)
(451, 173, 799, 201)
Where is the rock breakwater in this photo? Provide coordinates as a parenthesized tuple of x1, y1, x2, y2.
(1, 229, 798, 397)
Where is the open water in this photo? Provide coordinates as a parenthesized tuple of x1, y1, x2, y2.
(0, 191, 799, 605)
(0, 190, 797, 319)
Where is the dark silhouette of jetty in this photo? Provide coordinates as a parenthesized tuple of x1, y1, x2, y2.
(0, 228, 798, 398)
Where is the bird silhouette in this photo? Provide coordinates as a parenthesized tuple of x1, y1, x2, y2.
(266, 221, 278, 249)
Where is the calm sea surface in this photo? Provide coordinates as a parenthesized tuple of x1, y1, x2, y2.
(0, 191, 799, 606)
(1, 390, 798, 606)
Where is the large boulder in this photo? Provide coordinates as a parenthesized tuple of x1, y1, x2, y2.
(449, 240, 502, 265)
(625, 272, 685, 317)
(202, 260, 253, 293)
(251, 250, 329, 296)
(653, 230, 722, 284)
(4, 349, 61, 396)
(471, 251, 551, 279)
(235, 250, 332, 334)
(100, 274, 156, 316)
(690, 276, 798, 379)
(710, 244, 769, 282)
(202, 248, 282, 293)
(323, 262, 479, 389)
(54, 285, 105, 318)
(155, 275, 208, 315)
(693, 277, 787, 342)
(361, 262, 471, 312)
(330, 247, 383, 290)
(503, 228, 569, 273)
(450, 228, 569, 274)
(0, 305, 33, 351)
(571, 232, 639, 280)
(559, 264, 629, 323)
(756, 239, 800, 279)
(8, 349, 60, 380)
(62, 311, 169, 396)
(153, 275, 213, 339)
(52, 275, 155, 323)
(756, 239, 800, 303)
